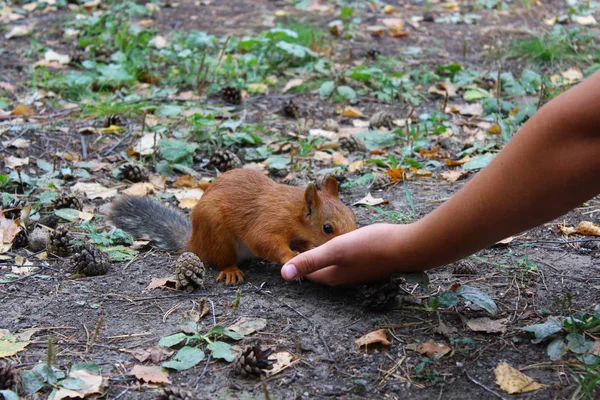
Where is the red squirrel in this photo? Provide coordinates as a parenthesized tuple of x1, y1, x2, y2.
(109, 168, 357, 284)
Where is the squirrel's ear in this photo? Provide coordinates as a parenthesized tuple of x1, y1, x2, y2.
(321, 177, 339, 198)
(304, 184, 320, 216)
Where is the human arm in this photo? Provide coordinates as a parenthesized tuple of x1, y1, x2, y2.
(281, 71, 600, 285)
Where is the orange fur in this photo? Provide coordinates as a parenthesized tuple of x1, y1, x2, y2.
(185, 169, 356, 284)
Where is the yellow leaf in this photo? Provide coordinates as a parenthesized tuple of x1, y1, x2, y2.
(275, 10, 290, 17)
(11, 103, 35, 116)
(383, 5, 395, 13)
(494, 362, 545, 394)
(341, 106, 365, 118)
(487, 123, 502, 135)
(0, 331, 31, 357)
(355, 329, 390, 348)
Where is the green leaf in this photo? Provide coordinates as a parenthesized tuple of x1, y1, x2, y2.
(158, 139, 198, 164)
(463, 87, 492, 101)
(158, 332, 189, 348)
(319, 80, 335, 97)
(463, 154, 495, 171)
(340, 6, 354, 19)
(36, 159, 54, 173)
(97, 64, 134, 83)
(162, 346, 205, 371)
(54, 208, 81, 222)
(399, 271, 430, 286)
(207, 341, 236, 362)
(70, 362, 100, 374)
(0, 390, 20, 400)
(437, 291, 458, 308)
(275, 41, 316, 58)
(336, 85, 357, 100)
(265, 155, 291, 170)
(99, 245, 138, 261)
(547, 338, 566, 361)
(521, 319, 563, 343)
(206, 325, 243, 340)
(38, 191, 58, 205)
(566, 333, 595, 354)
(456, 285, 498, 315)
(267, 28, 298, 40)
(356, 131, 396, 150)
(155, 104, 183, 117)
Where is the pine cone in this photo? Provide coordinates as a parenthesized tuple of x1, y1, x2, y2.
(0, 359, 21, 392)
(423, 12, 435, 23)
(357, 277, 402, 311)
(452, 260, 478, 275)
(339, 135, 367, 153)
(72, 244, 110, 277)
(370, 173, 392, 189)
(218, 87, 242, 105)
(51, 193, 83, 211)
(38, 214, 59, 229)
(282, 99, 299, 119)
(159, 386, 197, 400)
(365, 49, 381, 60)
(232, 345, 274, 377)
(118, 164, 147, 182)
(1, 198, 26, 220)
(208, 149, 243, 172)
(369, 110, 395, 129)
(104, 114, 123, 127)
(175, 252, 205, 292)
(47, 226, 73, 258)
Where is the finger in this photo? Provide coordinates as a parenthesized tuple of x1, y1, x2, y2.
(280, 241, 341, 280)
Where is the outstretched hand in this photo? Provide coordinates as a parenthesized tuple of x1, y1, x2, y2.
(281, 223, 423, 286)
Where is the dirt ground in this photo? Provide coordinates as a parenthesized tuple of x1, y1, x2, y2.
(1, 0, 599, 399)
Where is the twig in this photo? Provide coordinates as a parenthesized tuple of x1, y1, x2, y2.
(466, 372, 508, 400)
(101, 131, 132, 156)
(113, 388, 130, 400)
(79, 134, 87, 160)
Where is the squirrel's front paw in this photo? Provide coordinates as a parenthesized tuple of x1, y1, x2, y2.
(217, 266, 245, 285)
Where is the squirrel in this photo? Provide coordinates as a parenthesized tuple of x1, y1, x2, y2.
(109, 168, 357, 285)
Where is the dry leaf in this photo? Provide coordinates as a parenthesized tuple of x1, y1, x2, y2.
(0, 330, 32, 357)
(560, 67, 583, 83)
(98, 125, 123, 134)
(355, 329, 391, 348)
(282, 78, 304, 93)
(428, 81, 458, 97)
(53, 369, 103, 400)
(11, 104, 35, 116)
(309, 129, 338, 140)
(332, 151, 349, 166)
(149, 35, 168, 49)
(72, 182, 117, 200)
(409, 167, 432, 178)
(406, 339, 451, 360)
(494, 362, 545, 394)
(4, 156, 29, 168)
(487, 123, 502, 135)
(466, 317, 508, 334)
(573, 15, 597, 26)
(129, 365, 171, 384)
(5, 24, 33, 39)
(447, 103, 483, 116)
(174, 175, 200, 188)
(353, 193, 389, 207)
(0, 82, 17, 92)
(167, 189, 204, 209)
(445, 155, 472, 166)
(228, 317, 267, 336)
(149, 175, 167, 189)
(266, 351, 294, 377)
(44, 49, 71, 65)
(147, 277, 177, 290)
(440, 170, 466, 182)
(133, 132, 160, 156)
(381, 18, 404, 29)
(128, 346, 174, 363)
(313, 151, 333, 164)
(122, 183, 155, 196)
(348, 160, 364, 173)
(2, 138, 30, 148)
(385, 167, 405, 182)
(419, 146, 441, 159)
(341, 106, 365, 118)
(558, 221, 600, 236)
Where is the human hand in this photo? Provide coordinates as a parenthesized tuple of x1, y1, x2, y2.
(280, 223, 424, 286)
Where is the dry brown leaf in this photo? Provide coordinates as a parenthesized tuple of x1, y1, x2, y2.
(132, 132, 160, 156)
(11, 104, 35, 116)
(573, 15, 597, 26)
(72, 182, 117, 200)
(1, 218, 21, 253)
(428, 81, 458, 97)
(355, 329, 391, 348)
(0, 82, 17, 92)
(309, 129, 338, 140)
(406, 339, 451, 360)
(385, 167, 405, 182)
(130, 365, 170, 384)
(465, 317, 508, 334)
(2, 138, 30, 149)
(494, 362, 545, 394)
(128, 346, 174, 363)
(266, 351, 294, 377)
(388, 29, 410, 37)
(440, 170, 466, 182)
(409, 168, 432, 178)
(558, 221, 600, 236)
(381, 18, 404, 29)
(487, 123, 502, 135)
(174, 175, 200, 188)
(592, 340, 600, 356)
(313, 151, 333, 164)
(122, 183, 155, 196)
(147, 277, 177, 290)
(353, 193, 389, 207)
(332, 151, 349, 166)
(167, 189, 204, 209)
(149, 175, 167, 189)
(5, 25, 33, 39)
(419, 146, 441, 159)
(348, 160, 364, 173)
(53, 369, 103, 400)
(447, 103, 483, 116)
(4, 156, 29, 169)
(445, 155, 472, 166)
(341, 106, 365, 118)
(282, 78, 303, 93)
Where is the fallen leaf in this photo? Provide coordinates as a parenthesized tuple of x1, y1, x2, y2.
(0, 82, 17, 92)
(560, 67, 583, 83)
(1, 218, 21, 253)
(122, 183, 155, 196)
(149, 35, 168, 49)
(332, 151, 349, 166)
(166, 189, 204, 209)
(419, 146, 441, 159)
(132, 133, 161, 156)
(341, 106, 365, 118)
(282, 78, 304, 93)
(11, 104, 35, 116)
(494, 362, 545, 394)
(440, 170, 466, 182)
(490, 236, 514, 248)
(2, 138, 30, 148)
(44, 49, 71, 65)
(129, 365, 171, 384)
(487, 123, 502, 135)
(313, 151, 333, 164)
(0, 330, 32, 357)
(98, 125, 123, 134)
(445, 155, 472, 166)
(557, 221, 600, 236)
(428, 81, 458, 97)
(266, 351, 294, 377)
(72, 182, 117, 200)
(466, 317, 508, 334)
(228, 317, 267, 336)
(355, 329, 391, 348)
(174, 175, 200, 188)
(353, 193, 389, 207)
(309, 129, 338, 140)
(4, 156, 29, 168)
(447, 103, 483, 116)
(53, 368, 104, 400)
(385, 167, 405, 182)
(149, 175, 167, 189)
(573, 15, 597, 25)
(406, 339, 451, 360)
(147, 277, 177, 290)
(5, 24, 33, 39)
(348, 160, 364, 173)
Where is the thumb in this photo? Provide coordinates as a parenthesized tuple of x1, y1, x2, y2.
(281, 241, 340, 280)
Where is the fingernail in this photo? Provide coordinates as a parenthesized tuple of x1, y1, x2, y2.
(282, 264, 298, 280)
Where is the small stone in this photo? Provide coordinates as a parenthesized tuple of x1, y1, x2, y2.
(28, 227, 49, 252)
(423, 12, 435, 22)
(322, 118, 340, 132)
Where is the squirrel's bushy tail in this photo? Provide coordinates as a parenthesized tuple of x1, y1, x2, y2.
(109, 196, 191, 252)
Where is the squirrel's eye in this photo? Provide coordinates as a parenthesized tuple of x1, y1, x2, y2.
(323, 224, 334, 234)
